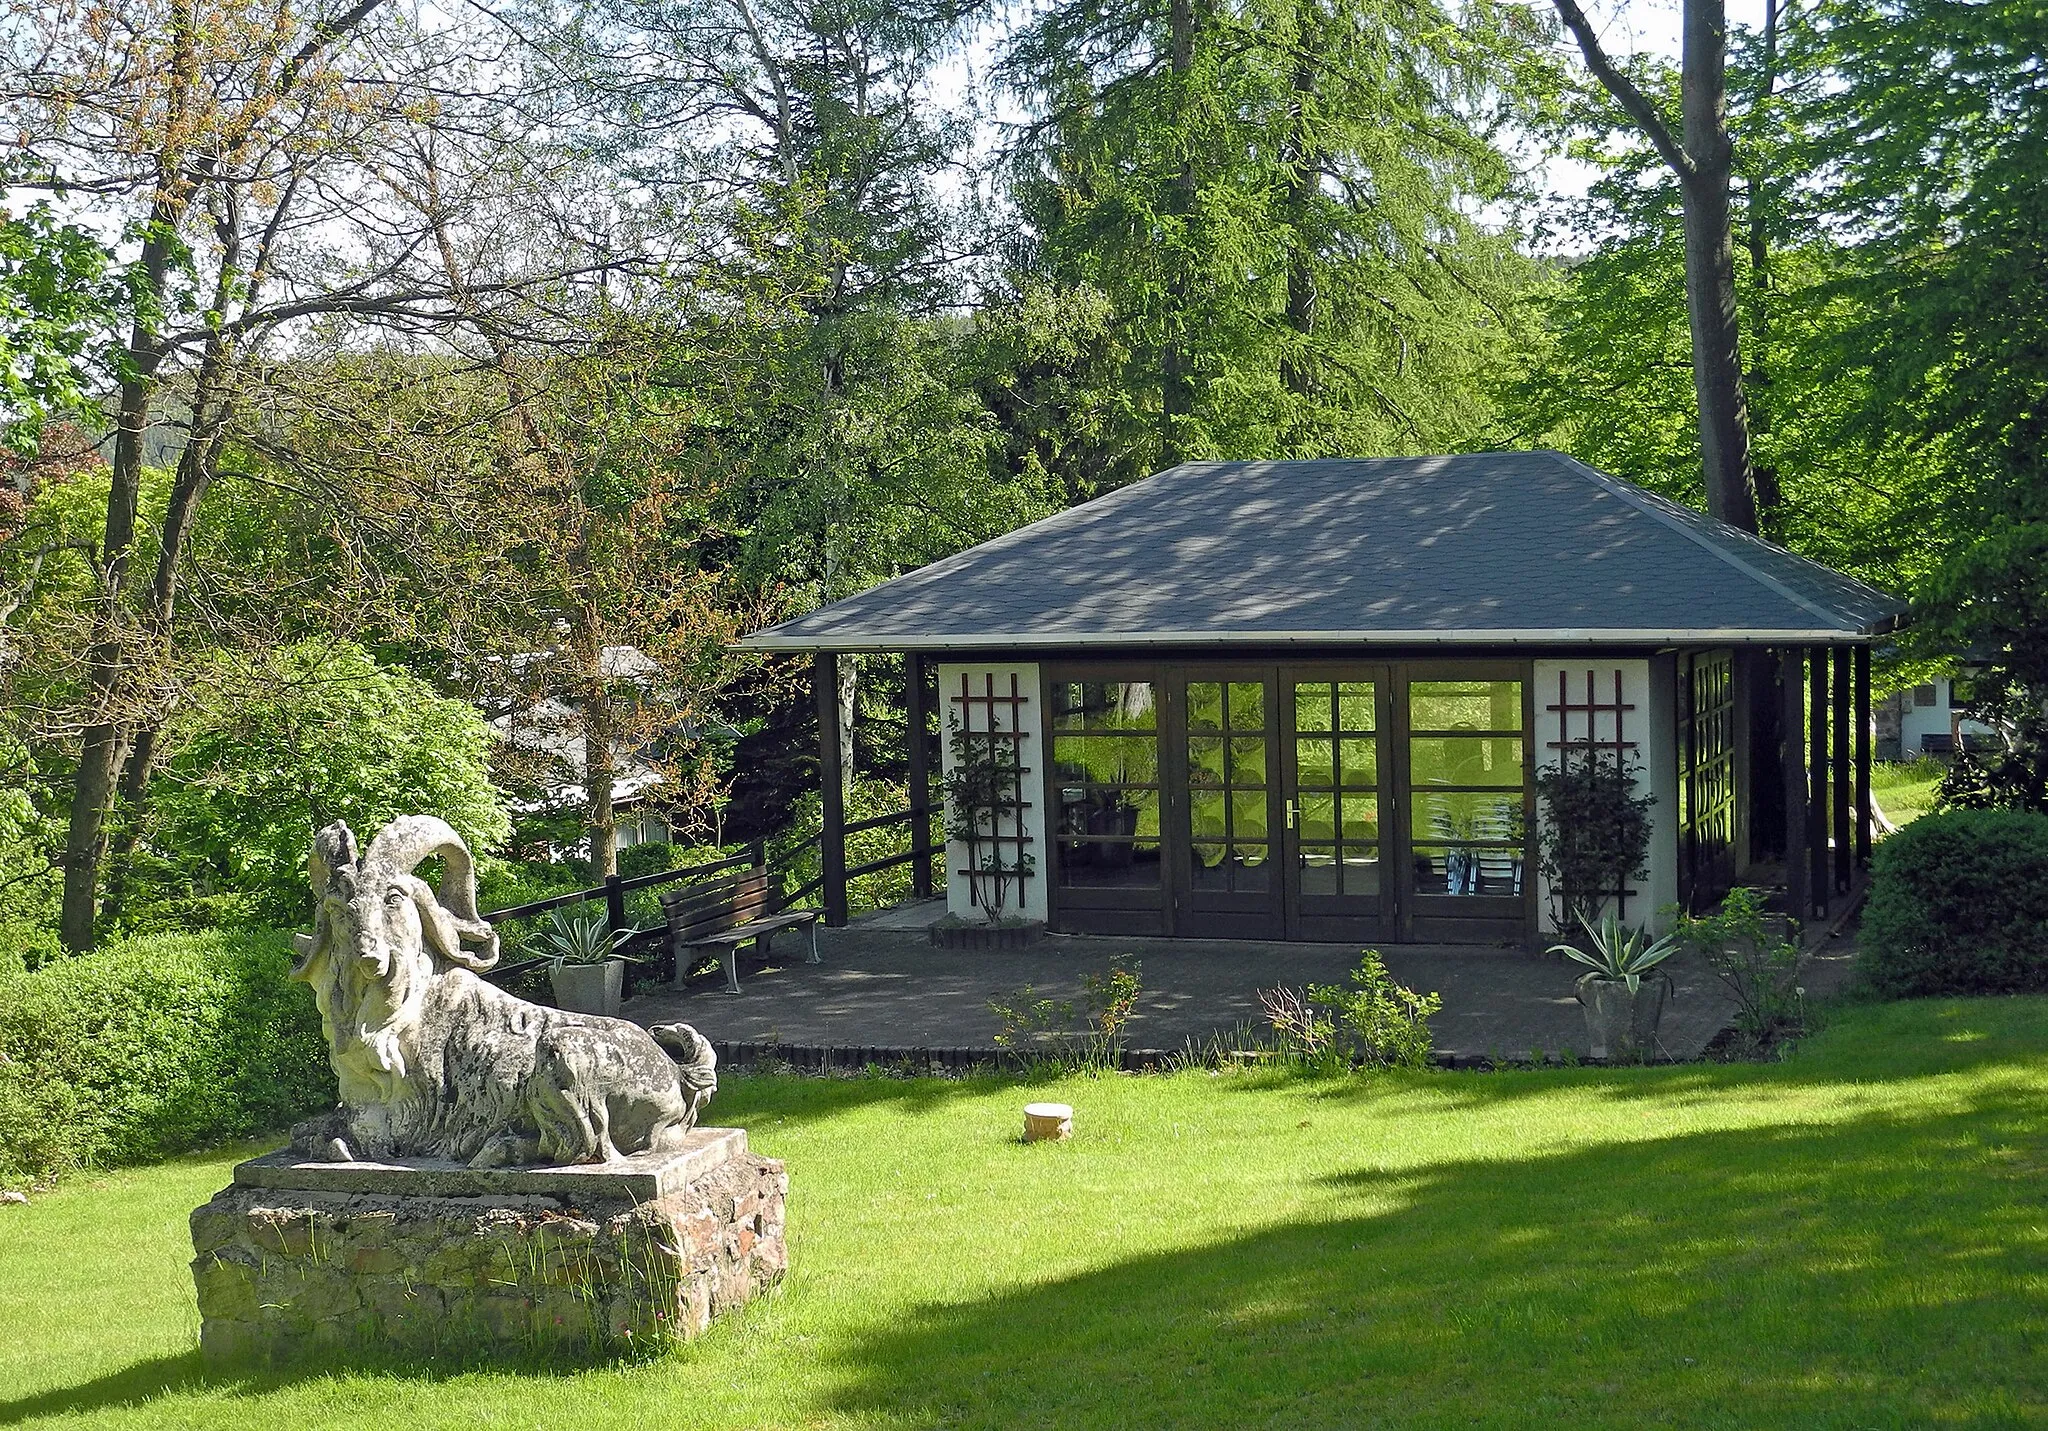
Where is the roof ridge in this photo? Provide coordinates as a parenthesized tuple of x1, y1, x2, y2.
(1539, 451, 1859, 631)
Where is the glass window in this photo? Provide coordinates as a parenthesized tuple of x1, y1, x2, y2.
(1050, 678, 1162, 892)
(1409, 737, 1523, 790)
(1052, 681, 1158, 732)
(1409, 679, 1522, 733)
(1057, 838, 1162, 889)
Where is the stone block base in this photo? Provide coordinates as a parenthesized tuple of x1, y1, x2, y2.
(190, 1129, 785, 1366)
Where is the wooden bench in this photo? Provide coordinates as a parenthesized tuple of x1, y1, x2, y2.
(661, 865, 821, 995)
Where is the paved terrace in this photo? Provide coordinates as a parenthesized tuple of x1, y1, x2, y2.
(620, 899, 1861, 1065)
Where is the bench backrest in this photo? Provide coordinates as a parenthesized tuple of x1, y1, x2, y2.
(662, 867, 774, 943)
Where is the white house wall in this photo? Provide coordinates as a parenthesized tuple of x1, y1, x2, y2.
(935, 662, 1049, 923)
(1531, 659, 1680, 934)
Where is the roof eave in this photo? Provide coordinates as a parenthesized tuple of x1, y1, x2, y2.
(737, 624, 1898, 654)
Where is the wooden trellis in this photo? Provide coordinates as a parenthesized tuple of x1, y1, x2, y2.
(947, 671, 1037, 913)
(1544, 668, 1641, 920)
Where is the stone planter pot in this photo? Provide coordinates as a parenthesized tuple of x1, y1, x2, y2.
(929, 914, 1044, 950)
(550, 958, 626, 1018)
(1575, 971, 1670, 1061)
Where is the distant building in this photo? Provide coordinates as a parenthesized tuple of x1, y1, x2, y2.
(1873, 677, 1993, 760)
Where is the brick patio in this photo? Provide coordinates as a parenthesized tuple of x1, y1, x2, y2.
(622, 899, 1809, 1065)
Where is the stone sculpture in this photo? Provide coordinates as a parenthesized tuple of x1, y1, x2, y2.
(288, 815, 717, 1167)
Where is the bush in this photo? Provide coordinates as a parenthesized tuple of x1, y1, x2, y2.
(0, 929, 334, 1184)
(1862, 809, 2048, 997)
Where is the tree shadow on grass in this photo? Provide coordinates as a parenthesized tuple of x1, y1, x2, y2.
(823, 1083, 2048, 1431)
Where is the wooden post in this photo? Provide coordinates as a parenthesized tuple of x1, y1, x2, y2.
(1854, 646, 1873, 870)
(1832, 645, 1853, 892)
(1781, 648, 1809, 929)
(1808, 645, 1830, 921)
(906, 653, 935, 900)
(816, 651, 849, 928)
(604, 873, 627, 940)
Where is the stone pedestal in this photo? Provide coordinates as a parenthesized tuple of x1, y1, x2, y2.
(190, 1127, 785, 1367)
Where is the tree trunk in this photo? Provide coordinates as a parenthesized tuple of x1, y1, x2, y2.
(1679, 0, 1758, 533)
(59, 214, 183, 950)
(1280, 29, 1320, 401)
(836, 653, 857, 799)
(585, 671, 618, 880)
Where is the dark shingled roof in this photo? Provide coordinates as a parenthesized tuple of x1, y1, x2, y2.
(742, 452, 1904, 651)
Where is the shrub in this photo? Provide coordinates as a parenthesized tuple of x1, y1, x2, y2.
(1534, 751, 1656, 933)
(1307, 951, 1442, 1071)
(1861, 809, 2048, 997)
(0, 929, 333, 1184)
(1672, 886, 1803, 1044)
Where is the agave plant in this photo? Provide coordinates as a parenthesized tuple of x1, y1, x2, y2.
(1547, 911, 1680, 993)
(532, 905, 642, 968)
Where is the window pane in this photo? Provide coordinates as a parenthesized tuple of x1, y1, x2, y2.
(1187, 682, 1223, 734)
(1339, 849, 1380, 896)
(1054, 735, 1158, 785)
(1187, 736, 1225, 788)
(1191, 842, 1228, 890)
(1228, 682, 1266, 732)
(1337, 682, 1376, 731)
(1410, 736, 1523, 789)
(1410, 679, 1522, 732)
(1411, 843, 1523, 897)
(1058, 787, 1147, 838)
(1232, 845, 1270, 892)
(1189, 789, 1226, 841)
(1054, 681, 1158, 732)
(1229, 737, 1266, 786)
(1339, 795, 1379, 843)
(1337, 736, 1377, 788)
(1297, 847, 1339, 895)
(1295, 684, 1332, 732)
(1299, 792, 1335, 843)
(1232, 790, 1268, 841)
(1413, 791, 1521, 843)
(1058, 838, 1162, 888)
(1295, 737, 1334, 789)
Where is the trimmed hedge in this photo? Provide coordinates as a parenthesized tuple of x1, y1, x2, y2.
(0, 929, 333, 1184)
(1862, 809, 2048, 997)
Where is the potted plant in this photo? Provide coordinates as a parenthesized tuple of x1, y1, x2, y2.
(1549, 912, 1680, 1061)
(535, 906, 641, 1018)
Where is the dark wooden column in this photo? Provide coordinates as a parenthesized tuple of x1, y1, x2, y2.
(1832, 645, 1853, 892)
(1854, 645, 1873, 870)
(905, 653, 935, 899)
(815, 651, 849, 927)
(1781, 648, 1810, 927)
(1808, 644, 1830, 921)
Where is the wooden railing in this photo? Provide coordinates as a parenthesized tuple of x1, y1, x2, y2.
(479, 796, 939, 989)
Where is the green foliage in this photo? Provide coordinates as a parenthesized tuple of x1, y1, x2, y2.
(530, 905, 640, 968)
(0, 202, 121, 451)
(0, 929, 333, 1184)
(1862, 809, 2048, 998)
(144, 641, 510, 927)
(1673, 886, 1803, 1045)
(1304, 951, 1441, 1071)
(1532, 752, 1656, 931)
(987, 956, 1143, 1072)
(1547, 912, 1680, 994)
(772, 778, 926, 915)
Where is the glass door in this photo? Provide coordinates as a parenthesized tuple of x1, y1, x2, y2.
(1172, 674, 1282, 937)
(1403, 672, 1531, 943)
(1281, 671, 1389, 941)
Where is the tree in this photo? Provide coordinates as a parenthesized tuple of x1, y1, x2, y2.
(1548, 0, 1760, 531)
(999, 0, 1541, 485)
(145, 640, 509, 926)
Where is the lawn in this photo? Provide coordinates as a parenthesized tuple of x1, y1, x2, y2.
(1873, 757, 1946, 826)
(2, 999, 2045, 1430)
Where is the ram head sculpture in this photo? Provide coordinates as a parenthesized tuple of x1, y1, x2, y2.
(288, 815, 716, 1167)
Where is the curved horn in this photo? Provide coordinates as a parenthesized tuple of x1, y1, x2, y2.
(362, 816, 500, 970)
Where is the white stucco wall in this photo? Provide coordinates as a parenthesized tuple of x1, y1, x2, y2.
(1898, 677, 1993, 754)
(935, 662, 1049, 923)
(1531, 659, 1679, 934)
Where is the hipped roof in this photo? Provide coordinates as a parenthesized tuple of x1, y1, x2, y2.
(741, 452, 1904, 653)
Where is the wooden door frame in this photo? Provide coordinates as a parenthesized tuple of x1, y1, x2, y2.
(1276, 662, 1395, 943)
(1162, 664, 1285, 939)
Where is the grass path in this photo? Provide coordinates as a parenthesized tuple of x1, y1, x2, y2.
(2, 998, 2045, 1429)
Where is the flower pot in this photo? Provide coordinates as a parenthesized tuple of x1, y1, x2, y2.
(1575, 972, 1669, 1061)
(550, 959, 626, 1018)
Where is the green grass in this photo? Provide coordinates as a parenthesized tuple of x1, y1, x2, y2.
(1873, 757, 1947, 826)
(3, 999, 2046, 1429)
